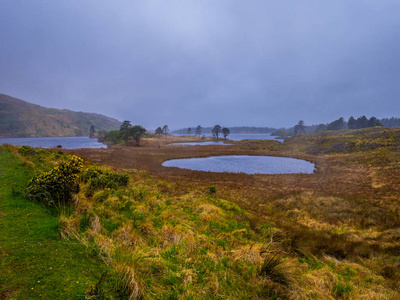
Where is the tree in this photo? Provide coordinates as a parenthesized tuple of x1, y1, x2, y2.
(212, 125, 222, 140)
(187, 127, 192, 135)
(120, 120, 132, 132)
(195, 125, 202, 136)
(336, 117, 345, 130)
(348, 117, 356, 129)
(316, 124, 326, 131)
(294, 120, 305, 135)
(222, 127, 230, 139)
(128, 125, 147, 146)
(105, 130, 122, 145)
(89, 125, 96, 138)
(327, 117, 344, 130)
(162, 125, 169, 138)
(357, 116, 369, 129)
(120, 120, 132, 145)
(155, 127, 163, 137)
(368, 116, 382, 127)
(381, 117, 400, 128)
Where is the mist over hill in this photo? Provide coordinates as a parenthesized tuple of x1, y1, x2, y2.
(0, 94, 121, 137)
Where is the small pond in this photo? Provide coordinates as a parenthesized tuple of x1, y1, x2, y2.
(162, 155, 315, 175)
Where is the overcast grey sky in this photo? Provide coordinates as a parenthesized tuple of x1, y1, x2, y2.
(1, 1, 399, 129)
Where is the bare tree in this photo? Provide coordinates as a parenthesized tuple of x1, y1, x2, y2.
(259, 228, 288, 255)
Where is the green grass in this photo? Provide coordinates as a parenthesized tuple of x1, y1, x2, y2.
(0, 148, 111, 299)
(3, 128, 400, 299)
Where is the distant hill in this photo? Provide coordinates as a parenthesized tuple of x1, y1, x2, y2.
(0, 93, 121, 137)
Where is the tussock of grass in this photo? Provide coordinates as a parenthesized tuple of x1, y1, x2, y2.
(260, 254, 288, 286)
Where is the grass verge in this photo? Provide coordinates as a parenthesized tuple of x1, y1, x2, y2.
(0, 148, 112, 299)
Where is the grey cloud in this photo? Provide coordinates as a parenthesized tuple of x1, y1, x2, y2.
(1, 1, 400, 129)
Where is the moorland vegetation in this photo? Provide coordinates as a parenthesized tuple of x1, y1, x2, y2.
(1, 126, 400, 299)
(273, 116, 393, 137)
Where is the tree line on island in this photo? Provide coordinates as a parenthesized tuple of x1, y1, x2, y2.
(184, 125, 230, 140)
(95, 122, 232, 146)
(92, 115, 400, 145)
(173, 126, 275, 135)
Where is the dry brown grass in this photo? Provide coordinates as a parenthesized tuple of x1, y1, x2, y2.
(58, 129, 400, 298)
(111, 223, 142, 249)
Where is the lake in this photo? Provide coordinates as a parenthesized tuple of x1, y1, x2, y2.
(226, 133, 283, 142)
(171, 141, 231, 146)
(162, 155, 315, 175)
(0, 136, 106, 149)
(172, 133, 284, 144)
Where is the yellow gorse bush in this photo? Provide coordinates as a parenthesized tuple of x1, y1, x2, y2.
(25, 155, 84, 205)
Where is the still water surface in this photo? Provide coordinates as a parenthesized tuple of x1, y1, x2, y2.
(172, 134, 283, 145)
(162, 155, 315, 175)
(227, 134, 283, 142)
(171, 141, 230, 146)
(0, 136, 106, 149)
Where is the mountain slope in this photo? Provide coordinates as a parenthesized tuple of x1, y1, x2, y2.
(0, 94, 121, 137)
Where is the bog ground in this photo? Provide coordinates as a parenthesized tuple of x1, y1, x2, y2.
(1, 128, 400, 299)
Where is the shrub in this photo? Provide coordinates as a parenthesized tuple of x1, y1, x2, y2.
(104, 172, 129, 187)
(85, 171, 129, 197)
(206, 185, 217, 194)
(18, 145, 36, 156)
(25, 155, 84, 206)
(91, 172, 128, 189)
(54, 151, 64, 159)
(80, 167, 103, 183)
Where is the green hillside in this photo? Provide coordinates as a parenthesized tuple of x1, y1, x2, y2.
(0, 94, 121, 137)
